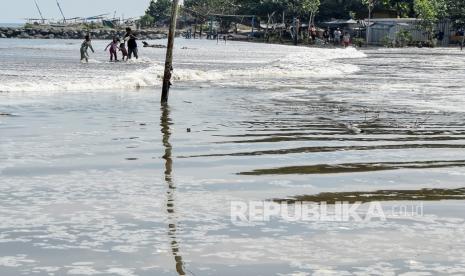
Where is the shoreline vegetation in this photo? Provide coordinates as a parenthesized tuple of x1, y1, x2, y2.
(0, 25, 329, 47)
(1, 25, 462, 49)
(4, 0, 464, 47)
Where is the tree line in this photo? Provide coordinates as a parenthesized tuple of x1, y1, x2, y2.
(141, 0, 465, 31)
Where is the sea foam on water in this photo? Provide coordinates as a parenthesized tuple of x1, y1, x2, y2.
(0, 39, 365, 93)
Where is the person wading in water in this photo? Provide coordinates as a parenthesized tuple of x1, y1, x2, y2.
(124, 27, 139, 60)
(80, 35, 95, 63)
(104, 37, 120, 62)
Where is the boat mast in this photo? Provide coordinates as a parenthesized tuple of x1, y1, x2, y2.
(34, 0, 45, 24)
(56, 1, 66, 24)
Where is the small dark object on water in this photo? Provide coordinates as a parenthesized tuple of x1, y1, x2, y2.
(126, 158, 139, 161)
(139, 123, 146, 126)
(142, 41, 167, 48)
(0, 112, 18, 117)
(187, 128, 191, 133)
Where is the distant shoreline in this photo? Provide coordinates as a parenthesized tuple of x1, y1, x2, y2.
(0, 26, 171, 40)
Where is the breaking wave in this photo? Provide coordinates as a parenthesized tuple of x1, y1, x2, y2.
(0, 45, 366, 93)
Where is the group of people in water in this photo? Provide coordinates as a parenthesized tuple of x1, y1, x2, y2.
(309, 26, 352, 47)
(80, 27, 139, 63)
(79, 25, 354, 62)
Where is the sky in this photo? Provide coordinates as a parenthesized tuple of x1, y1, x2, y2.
(0, 0, 153, 23)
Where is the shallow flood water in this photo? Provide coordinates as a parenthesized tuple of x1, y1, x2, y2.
(1, 39, 465, 275)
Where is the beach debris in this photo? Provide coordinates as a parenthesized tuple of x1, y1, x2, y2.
(344, 123, 363, 134)
(142, 41, 166, 48)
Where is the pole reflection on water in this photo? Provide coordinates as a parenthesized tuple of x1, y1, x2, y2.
(160, 104, 186, 275)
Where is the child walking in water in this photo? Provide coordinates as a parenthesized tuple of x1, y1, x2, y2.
(119, 41, 128, 61)
(105, 37, 120, 62)
(80, 35, 94, 63)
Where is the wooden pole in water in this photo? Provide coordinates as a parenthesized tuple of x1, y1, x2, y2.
(161, 0, 180, 104)
(460, 30, 465, 51)
(293, 17, 298, 46)
(366, 1, 372, 46)
(251, 16, 255, 38)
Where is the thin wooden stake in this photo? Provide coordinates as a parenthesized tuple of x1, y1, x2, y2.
(161, 0, 180, 104)
(460, 30, 465, 51)
(367, 1, 372, 46)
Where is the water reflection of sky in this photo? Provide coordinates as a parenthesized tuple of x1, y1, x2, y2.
(1, 43, 465, 274)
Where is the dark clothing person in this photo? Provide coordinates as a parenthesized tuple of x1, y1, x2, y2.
(323, 30, 330, 44)
(127, 35, 137, 49)
(124, 28, 138, 59)
(128, 47, 138, 60)
(436, 31, 444, 41)
(309, 26, 317, 43)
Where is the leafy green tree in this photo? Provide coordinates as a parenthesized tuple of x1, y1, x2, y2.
(236, 0, 287, 19)
(362, 0, 376, 44)
(302, 0, 321, 24)
(183, 0, 239, 34)
(318, 0, 366, 21)
(140, 14, 155, 27)
(413, 0, 446, 40)
(145, 0, 172, 23)
(184, 0, 238, 19)
(446, 0, 465, 28)
(380, 0, 414, 18)
(361, 0, 376, 18)
(175, 0, 465, 43)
